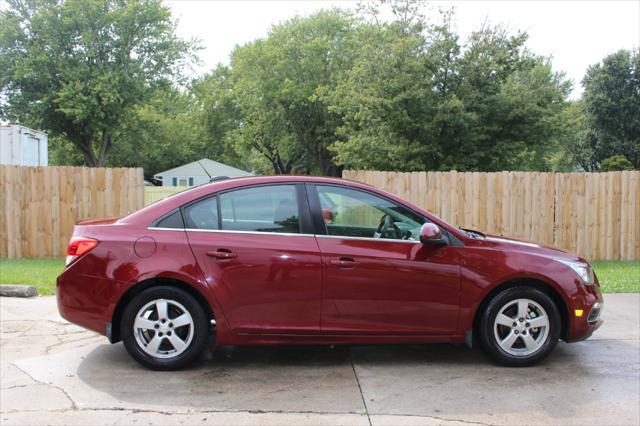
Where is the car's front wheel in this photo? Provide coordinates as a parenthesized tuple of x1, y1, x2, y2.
(121, 286, 209, 370)
(480, 286, 561, 366)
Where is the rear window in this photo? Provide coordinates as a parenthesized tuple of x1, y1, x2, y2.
(183, 196, 219, 230)
(154, 209, 184, 229)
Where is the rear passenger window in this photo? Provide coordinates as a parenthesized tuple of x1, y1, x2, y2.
(220, 185, 300, 234)
(183, 196, 219, 230)
(154, 209, 184, 229)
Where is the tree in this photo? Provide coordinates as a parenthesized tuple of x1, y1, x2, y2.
(190, 66, 245, 170)
(104, 86, 205, 178)
(228, 9, 356, 175)
(600, 155, 634, 172)
(580, 50, 639, 169)
(0, 0, 195, 166)
(328, 4, 434, 171)
(328, 6, 572, 172)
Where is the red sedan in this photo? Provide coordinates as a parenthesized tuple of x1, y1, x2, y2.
(57, 176, 603, 370)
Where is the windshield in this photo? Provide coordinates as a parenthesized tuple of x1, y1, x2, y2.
(460, 228, 485, 239)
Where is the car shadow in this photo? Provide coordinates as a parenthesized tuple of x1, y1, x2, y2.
(75, 342, 487, 411)
(74, 339, 638, 421)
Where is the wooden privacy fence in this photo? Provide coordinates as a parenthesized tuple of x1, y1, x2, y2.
(1, 165, 144, 258)
(343, 170, 640, 261)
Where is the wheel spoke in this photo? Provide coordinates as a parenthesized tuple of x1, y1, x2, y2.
(499, 331, 518, 351)
(144, 335, 163, 355)
(496, 313, 514, 327)
(134, 317, 156, 330)
(528, 315, 549, 329)
(521, 332, 538, 350)
(134, 298, 195, 359)
(172, 313, 192, 328)
(156, 299, 168, 320)
(168, 333, 187, 352)
(517, 300, 529, 319)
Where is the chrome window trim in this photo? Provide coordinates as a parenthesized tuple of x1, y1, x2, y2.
(315, 234, 421, 244)
(147, 227, 313, 238)
(147, 226, 421, 243)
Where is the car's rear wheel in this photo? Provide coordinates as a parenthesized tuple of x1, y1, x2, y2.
(480, 286, 561, 366)
(121, 286, 209, 370)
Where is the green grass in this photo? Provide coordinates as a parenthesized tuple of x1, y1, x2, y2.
(592, 261, 640, 293)
(0, 258, 638, 296)
(0, 258, 64, 295)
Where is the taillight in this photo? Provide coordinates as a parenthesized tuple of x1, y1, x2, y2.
(66, 237, 98, 267)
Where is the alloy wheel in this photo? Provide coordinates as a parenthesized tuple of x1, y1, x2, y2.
(493, 298, 550, 357)
(133, 298, 194, 359)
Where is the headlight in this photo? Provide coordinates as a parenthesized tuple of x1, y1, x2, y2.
(559, 260, 595, 285)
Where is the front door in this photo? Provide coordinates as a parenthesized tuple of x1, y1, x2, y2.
(310, 184, 461, 335)
(185, 184, 322, 334)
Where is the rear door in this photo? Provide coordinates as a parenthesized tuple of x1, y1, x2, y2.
(185, 183, 322, 334)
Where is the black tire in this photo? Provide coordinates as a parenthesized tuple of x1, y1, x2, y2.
(121, 286, 209, 370)
(480, 286, 561, 367)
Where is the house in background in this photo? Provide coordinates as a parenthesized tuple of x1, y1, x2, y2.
(0, 125, 48, 166)
(153, 158, 253, 187)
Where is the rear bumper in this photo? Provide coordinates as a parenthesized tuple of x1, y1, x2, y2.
(56, 269, 118, 337)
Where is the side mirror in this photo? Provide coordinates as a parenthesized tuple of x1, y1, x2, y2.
(420, 223, 446, 245)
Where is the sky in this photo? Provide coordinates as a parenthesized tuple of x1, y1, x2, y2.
(166, 0, 640, 99)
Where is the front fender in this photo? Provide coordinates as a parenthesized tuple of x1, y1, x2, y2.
(456, 247, 583, 335)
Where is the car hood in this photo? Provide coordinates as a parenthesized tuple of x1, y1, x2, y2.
(481, 233, 585, 263)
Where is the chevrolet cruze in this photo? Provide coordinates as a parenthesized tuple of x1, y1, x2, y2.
(57, 176, 603, 370)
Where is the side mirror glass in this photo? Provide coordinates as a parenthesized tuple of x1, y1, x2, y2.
(420, 223, 446, 245)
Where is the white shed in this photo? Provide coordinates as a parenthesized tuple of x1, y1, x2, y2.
(154, 158, 253, 187)
(0, 125, 48, 167)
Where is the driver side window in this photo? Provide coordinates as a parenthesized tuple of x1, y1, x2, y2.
(315, 185, 425, 240)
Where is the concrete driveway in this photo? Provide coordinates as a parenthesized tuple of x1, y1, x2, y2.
(1, 294, 638, 425)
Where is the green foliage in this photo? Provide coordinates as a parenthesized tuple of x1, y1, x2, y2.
(577, 50, 640, 170)
(600, 155, 634, 172)
(329, 8, 572, 172)
(226, 9, 357, 175)
(189, 4, 574, 175)
(104, 87, 205, 177)
(3, 0, 634, 175)
(190, 66, 245, 169)
(0, 0, 195, 166)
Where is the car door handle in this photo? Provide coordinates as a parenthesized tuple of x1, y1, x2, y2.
(206, 249, 237, 259)
(330, 257, 358, 269)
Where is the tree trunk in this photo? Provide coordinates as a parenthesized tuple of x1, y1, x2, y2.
(317, 144, 341, 177)
(76, 135, 99, 167)
(96, 131, 111, 167)
(75, 131, 112, 167)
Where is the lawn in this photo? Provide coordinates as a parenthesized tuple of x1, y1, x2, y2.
(0, 258, 638, 296)
(591, 260, 640, 293)
(1, 258, 63, 295)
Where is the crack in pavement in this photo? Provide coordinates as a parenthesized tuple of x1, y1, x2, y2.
(44, 335, 101, 354)
(350, 355, 372, 426)
(0, 406, 493, 425)
(11, 362, 78, 410)
(1, 384, 29, 390)
(373, 412, 493, 426)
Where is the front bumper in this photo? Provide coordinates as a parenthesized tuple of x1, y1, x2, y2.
(565, 291, 604, 342)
